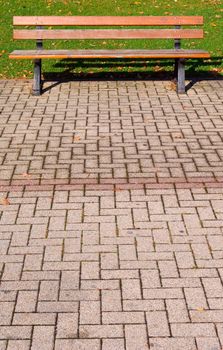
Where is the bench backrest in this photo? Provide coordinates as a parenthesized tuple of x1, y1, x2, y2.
(13, 16, 204, 40)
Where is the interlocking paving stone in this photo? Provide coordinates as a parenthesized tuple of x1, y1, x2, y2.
(0, 78, 223, 349)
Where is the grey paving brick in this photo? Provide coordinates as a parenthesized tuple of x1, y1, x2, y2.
(150, 338, 196, 350)
(55, 339, 100, 350)
(146, 311, 170, 336)
(80, 301, 100, 324)
(31, 326, 55, 350)
(184, 287, 208, 310)
(0, 341, 6, 350)
(56, 313, 78, 338)
(13, 313, 56, 325)
(102, 290, 122, 312)
(202, 277, 223, 297)
(196, 337, 221, 350)
(125, 324, 149, 350)
(79, 325, 123, 338)
(39, 281, 59, 301)
(15, 291, 38, 313)
(171, 323, 216, 337)
(0, 302, 14, 326)
(0, 326, 32, 339)
(166, 299, 189, 322)
(102, 339, 125, 350)
(1, 263, 23, 281)
(103, 311, 144, 324)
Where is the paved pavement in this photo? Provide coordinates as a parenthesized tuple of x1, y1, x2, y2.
(0, 78, 223, 350)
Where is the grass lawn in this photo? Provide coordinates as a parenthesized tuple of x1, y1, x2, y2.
(0, 0, 222, 79)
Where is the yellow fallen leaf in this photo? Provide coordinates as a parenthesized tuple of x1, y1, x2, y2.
(212, 67, 223, 74)
(154, 65, 164, 72)
(196, 307, 204, 312)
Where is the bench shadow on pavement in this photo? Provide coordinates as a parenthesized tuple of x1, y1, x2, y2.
(42, 57, 223, 94)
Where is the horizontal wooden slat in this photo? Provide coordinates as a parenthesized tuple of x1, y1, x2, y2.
(13, 29, 204, 40)
(9, 49, 211, 59)
(13, 16, 204, 26)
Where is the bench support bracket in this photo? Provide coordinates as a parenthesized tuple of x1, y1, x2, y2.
(33, 59, 42, 96)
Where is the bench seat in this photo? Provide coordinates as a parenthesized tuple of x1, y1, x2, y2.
(10, 49, 210, 60)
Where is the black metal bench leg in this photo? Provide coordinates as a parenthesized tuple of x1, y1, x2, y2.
(177, 58, 185, 94)
(33, 59, 42, 96)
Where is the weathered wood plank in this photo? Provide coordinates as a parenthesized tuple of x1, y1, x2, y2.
(13, 16, 204, 26)
(13, 29, 204, 40)
(9, 49, 211, 59)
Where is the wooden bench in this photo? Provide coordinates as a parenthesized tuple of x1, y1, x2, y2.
(9, 16, 210, 95)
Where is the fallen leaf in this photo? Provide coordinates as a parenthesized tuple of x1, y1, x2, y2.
(22, 173, 31, 177)
(73, 136, 81, 142)
(1, 198, 10, 205)
(196, 307, 204, 312)
(211, 67, 223, 74)
(172, 132, 183, 139)
(167, 81, 177, 91)
(154, 65, 164, 72)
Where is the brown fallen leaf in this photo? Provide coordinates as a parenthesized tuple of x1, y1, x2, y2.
(73, 136, 81, 142)
(22, 173, 31, 177)
(172, 132, 183, 139)
(1, 198, 10, 205)
(167, 81, 177, 91)
(114, 188, 123, 192)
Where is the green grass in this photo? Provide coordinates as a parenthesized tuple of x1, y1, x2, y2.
(0, 0, 222, 79)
